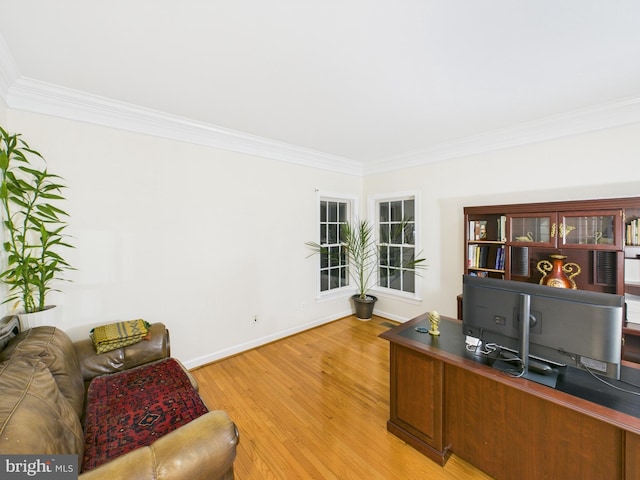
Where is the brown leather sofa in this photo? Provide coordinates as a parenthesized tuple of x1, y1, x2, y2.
(0, 322, 239, 479)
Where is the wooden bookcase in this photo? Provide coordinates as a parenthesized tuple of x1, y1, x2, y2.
(463, 196, 640, 362)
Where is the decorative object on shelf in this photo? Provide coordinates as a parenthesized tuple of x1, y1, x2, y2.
(515, 232, 533, 242)
(511, 246, 530, 277)
(595, 251, 616, 286)
(0, 126, 74, 329)
(478, 223, 487, 240)
(592, 231, 613, 245)
(536, 254, 581, 289)
(559, 224, 576, 238)
(428, 311, 440, 336)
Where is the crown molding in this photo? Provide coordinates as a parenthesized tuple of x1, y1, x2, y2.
(4, 77, 364, 176)
(365, 95, 640, 175)
(0, 30, 362, 176)
(1, 30, 638, 178)
(8, 75, 639, 178)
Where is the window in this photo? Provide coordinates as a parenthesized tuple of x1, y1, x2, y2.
(318, 197, 352, 293)
(377, 197, 419, 295)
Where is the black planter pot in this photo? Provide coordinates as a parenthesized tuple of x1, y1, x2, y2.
(352, 294, 377, 321)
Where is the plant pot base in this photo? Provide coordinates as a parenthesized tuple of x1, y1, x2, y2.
(17, 305, 59, 330)
(352, 295, 377, 321)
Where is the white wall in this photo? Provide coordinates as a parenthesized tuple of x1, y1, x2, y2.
(0, 97, 6, 126)
(4, 110, 361, 368)
(4, 106, 640, 367)
(0, 98, 9, 309)
(365, 123, 640, 321)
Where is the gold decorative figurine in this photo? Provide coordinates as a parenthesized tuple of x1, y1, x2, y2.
(428, 311, 441, 336)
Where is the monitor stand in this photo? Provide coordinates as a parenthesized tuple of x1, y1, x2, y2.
(514, 292, 559, 388)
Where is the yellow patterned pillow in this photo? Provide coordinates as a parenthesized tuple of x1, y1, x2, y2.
(90, 319, 151, 354)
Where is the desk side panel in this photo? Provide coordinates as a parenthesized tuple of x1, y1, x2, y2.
(388, 344, 446, 463)
(626, 432, 640, 480)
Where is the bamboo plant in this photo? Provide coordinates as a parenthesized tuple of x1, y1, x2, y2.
(0, 126, 74, 313)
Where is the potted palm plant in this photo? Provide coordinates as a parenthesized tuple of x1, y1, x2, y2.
(307, 218, 425, 320)
(0, 126, 74, 329)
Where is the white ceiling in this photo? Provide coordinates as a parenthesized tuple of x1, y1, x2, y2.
(1, 1, 640, 174)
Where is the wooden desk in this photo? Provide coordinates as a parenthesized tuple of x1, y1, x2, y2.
(380, 313, 640, 480)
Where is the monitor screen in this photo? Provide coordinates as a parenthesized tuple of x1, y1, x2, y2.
(462, 275, 624, 381)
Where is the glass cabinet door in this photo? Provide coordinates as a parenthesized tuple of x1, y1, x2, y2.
(508, 213, 557, 247)
(559, 210, 622, 249)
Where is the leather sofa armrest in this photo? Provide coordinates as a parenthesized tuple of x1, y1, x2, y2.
(79, 410, 239, 480)
(73, 323, 170, 383)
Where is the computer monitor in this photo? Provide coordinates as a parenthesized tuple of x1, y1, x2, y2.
(462, 275, 624, 382)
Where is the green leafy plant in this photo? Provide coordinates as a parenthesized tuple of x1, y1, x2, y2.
(0, 126, 74, 313)
(307, 218, 426, 300)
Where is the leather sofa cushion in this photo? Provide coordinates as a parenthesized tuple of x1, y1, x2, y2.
(0, 355, 84, 457)
(0, 326, 85, 417)
(74, 322, 170, 383)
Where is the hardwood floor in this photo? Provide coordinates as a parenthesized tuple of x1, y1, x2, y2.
(191, 316, 493, 479)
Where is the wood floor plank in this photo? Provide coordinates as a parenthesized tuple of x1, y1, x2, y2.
(191, 316, 493, 479)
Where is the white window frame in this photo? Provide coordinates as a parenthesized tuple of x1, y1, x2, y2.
(368, 191, 423, 303)
(314, 191, 359, 300)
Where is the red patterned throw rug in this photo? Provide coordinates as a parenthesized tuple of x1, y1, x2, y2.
(82, 358, 209, 472)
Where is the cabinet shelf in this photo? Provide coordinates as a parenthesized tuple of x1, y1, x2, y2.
(625, 283, 640, 296)
(469, 267, 505, 274)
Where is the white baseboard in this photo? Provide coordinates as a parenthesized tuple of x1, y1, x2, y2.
(183, 310, 351, 370)
(371, 309, 412, 324)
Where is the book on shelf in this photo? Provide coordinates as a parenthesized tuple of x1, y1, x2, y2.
(497, 215, 507, 242)
(478, 246, 489, 268)
(495, 246, 505, 270)
(468, 244, 505, 271)
(627, 219, 639, 246)
(626, 293, 640, 324)
(626, 258, 640, 284)
(468, 245, 483, 268)
(468, 217, 506, 242)
(469, 271, 489, 277)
